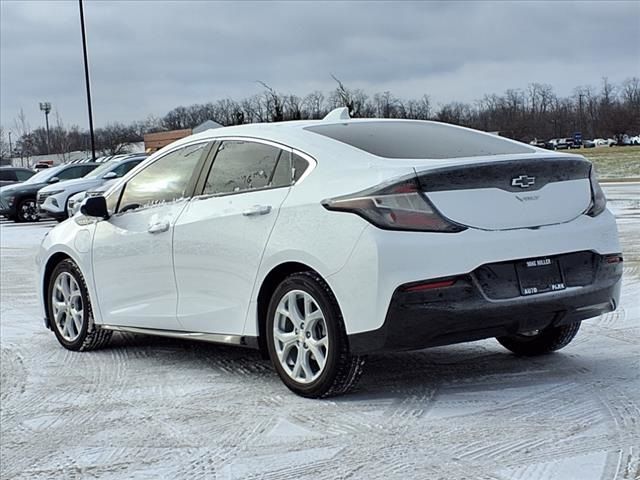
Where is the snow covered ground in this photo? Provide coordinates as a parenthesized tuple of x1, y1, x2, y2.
(1, 184, 639, 480)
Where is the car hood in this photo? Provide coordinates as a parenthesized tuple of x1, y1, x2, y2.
(0, 182, 48, 196)
(39, 177, 103, 193)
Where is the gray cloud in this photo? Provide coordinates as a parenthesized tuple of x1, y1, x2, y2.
(1, 0, 639, 129)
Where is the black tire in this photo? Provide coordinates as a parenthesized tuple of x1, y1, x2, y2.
(16, 198, 39, 223)
(496, 322, 581, 356)
(266, 271, 365, 398)
(47, 259, 112, 351)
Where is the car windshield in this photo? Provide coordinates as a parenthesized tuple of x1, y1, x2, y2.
(23, 165, 64, 184)
(84, 161, 116, 179)
(305, 121, 535, 159)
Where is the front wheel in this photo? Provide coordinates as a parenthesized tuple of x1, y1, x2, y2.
(47, 259, 112, 351)
(266, 272, 365, 398)
(496, 322, 581, 356)
(16, 198, 39, 222)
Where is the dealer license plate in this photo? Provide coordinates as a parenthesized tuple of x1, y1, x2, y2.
(515, 257, 566, 296)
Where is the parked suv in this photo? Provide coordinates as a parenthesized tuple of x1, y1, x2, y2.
(67, 181, 113, 217)
(0, 163, 98, 222)
(0, 167, 35, 187)
(38, 154, 146, 221)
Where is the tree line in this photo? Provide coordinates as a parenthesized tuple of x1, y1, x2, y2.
(1, 76, 638, 160)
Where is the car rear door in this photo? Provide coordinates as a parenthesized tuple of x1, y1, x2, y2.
(173, 139, 293, 335)
(91, 142, 210, 330)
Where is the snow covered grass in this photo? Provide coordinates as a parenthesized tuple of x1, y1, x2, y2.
(582, 146, 640, 179)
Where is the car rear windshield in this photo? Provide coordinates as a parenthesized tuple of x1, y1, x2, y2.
(305, 121, 534, 159)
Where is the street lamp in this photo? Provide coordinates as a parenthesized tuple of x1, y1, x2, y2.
(39, 101, 52, 154)
(79, 0, 96, 161)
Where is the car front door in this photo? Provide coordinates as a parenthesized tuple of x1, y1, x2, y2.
(173, 139, 294, 335)
(91, 142, 210, 330)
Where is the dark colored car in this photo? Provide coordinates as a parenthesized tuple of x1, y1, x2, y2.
(0, 167, 35, 187)
(0, 163, 98, 222)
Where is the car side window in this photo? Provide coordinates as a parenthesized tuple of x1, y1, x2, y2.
(56, 167, 82, 180)
(118, 143, 206, 213)
(270, 151, 292, 187)
(203, 141, 288, 195)
(15, 170, 34, 181)
(0, 170, 17, 181)
(292, 153, 310, 183)
(75, 165, 97, 178)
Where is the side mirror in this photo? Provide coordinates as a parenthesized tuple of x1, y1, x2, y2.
(102, 171, 117, 180)
(80, 196, 109, 219)
(48, 177, 60, 184)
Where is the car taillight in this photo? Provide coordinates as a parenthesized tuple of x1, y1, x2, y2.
(586, 166, 606, 217)
(322, 175, 465, 232)
(403, 279, 457, 292)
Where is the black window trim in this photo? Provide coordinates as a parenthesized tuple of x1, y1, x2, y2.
(112, 140, 214, 215)
(193, 136, 316, 199)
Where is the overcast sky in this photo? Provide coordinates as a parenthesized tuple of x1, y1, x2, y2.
(1, 0, 639, 130)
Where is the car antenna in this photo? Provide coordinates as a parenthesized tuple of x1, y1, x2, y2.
(323, 107, 350, 121)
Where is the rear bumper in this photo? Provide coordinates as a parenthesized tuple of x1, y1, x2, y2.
(348, 252, 622, 354)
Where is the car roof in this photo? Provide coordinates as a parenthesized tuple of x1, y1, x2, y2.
(161, 117, 536, 164)
(0, 166, 32, 171)
(62, 162, 99, 168)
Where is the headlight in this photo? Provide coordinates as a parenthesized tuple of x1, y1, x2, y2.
(44, 190, 64, 196)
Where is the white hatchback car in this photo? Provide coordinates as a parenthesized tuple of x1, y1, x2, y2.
(37, 109, 623, 398)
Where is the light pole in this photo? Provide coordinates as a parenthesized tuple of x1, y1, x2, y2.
(39, 101, 51, 154)
(79, 0, 96, 161)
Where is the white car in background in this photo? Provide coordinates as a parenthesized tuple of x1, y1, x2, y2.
(37, 154, 146, 221)
(67, 181, 114, 217)
(36, 109, 622, 398)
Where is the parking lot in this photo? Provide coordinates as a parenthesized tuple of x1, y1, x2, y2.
(1, 184, 638, 480)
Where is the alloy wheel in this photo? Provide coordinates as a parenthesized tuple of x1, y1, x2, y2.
(273, 290, 329, 384)
(51, 272, 84, 342)
(19, 200, 39, 222)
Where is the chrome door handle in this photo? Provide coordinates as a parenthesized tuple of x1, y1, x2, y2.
(242, 205, 272, 217)
(147, 222, 170, 234)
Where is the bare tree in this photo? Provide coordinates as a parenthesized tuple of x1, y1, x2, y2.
(303, 91, 326, 119)
(95, 123, 141, 155)
(0, 126, 10, 162)
(330, 74, 369, 117)
(257, 81, 284, 122)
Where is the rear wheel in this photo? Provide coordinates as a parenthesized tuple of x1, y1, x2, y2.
(496, 322, 581, 356)
(47, 259, 112, 351)
(16, 198, 39, 222)
(266, 272, 365, 398)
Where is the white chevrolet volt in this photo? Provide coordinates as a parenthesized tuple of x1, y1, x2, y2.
(37, 108, 622, 398)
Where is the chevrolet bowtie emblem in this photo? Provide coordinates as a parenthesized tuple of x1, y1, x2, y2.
(511, 175, 536, 188)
